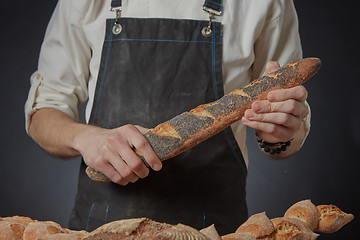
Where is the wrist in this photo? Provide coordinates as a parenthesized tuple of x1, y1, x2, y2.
(72, 124, 103, 154)
(255, 132, 293, 155)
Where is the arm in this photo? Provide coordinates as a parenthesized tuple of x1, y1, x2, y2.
(28, 108, 162, 185)
(242, 1, 309, 158)
(242, 61, 310, 159)
(25, 1, 161, 185)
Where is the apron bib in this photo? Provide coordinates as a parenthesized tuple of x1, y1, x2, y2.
(69, 1, 248, 235)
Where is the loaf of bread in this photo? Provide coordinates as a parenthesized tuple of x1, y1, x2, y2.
(221, 233, 256, 240)
(84, 217, 210, 240)
(235, 212, 274, 238)
(0, 221, 25, 240)
(284, 200, 319, 231)
(86, 57, 322, 182)
(269, 217, 319, 240)
(23, 221, 67, 240)
(316, 204, 354, 233)
(227, 201, 353, 240)
(200, 224, 221, 240)
(1, 216, 35, 227)
(40, 233, 81, 240)
(0, 216, 89, 240)
(0, 200, 354, 240)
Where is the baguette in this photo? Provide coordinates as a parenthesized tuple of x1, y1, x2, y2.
(86, 57, 322, 182)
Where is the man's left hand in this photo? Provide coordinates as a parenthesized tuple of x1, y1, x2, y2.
(241, 61, 310, 144)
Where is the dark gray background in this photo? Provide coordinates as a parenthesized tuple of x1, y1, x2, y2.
(0, 0, 358, 239)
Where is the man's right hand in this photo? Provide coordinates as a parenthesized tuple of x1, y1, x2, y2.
(73, 124, 162, 185)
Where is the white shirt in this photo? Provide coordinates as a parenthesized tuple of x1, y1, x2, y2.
(24, 0, 305, 166)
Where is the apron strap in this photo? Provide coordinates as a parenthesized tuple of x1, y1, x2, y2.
(111, 0, 122, 10)
(203, 0, 223, 16)
(110, 0, 223, 16)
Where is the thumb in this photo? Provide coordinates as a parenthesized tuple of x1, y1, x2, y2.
(262, 61, 281, 76)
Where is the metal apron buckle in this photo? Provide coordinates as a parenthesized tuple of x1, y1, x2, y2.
(201, 5, 222, 37)
(111, 6, 122, 35)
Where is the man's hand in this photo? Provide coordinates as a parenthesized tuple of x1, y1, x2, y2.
(73, 124, 162, 185)
(241, 61, 310, 157)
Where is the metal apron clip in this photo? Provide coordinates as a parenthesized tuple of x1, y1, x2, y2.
(111, 0, 122, 34)
(202, 0, 223, 37)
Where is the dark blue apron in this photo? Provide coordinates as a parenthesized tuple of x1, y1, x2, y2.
(69, 0, 248, 235)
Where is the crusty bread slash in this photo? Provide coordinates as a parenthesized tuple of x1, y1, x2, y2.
(284, 199, 319, 231)
(316, 204, 354, 233)
(86, 57, 322, 182)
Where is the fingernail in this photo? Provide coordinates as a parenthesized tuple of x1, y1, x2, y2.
(246, 111, 256, 119)
(152, 163, 162, 171)
(252, 102, 262, 112)
(242, 117, 250, 123)
(267, 92, 276, 102)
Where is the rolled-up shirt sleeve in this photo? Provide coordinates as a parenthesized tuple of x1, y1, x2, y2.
(251, 0, 311, 145)
(252, 0, 303, 78)
(24, 0, 90, 133)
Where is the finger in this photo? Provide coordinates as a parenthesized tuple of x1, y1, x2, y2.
(267, 85, 308, 102)
(126, 125, 162, 172)
(119, 147, 150, 179)
(88, 144, 130, 185)
(105, 128, 149, 179)
(262, 61, 281, 76)
(110, 156, 141, 183)
(256, 130, 293, 145)
(93, 159, 129, 186)
(99, 146, 139, 183)
(244, 109, 302, 130)
(242, 117, 293, 142)
(251, 99, 309, 118)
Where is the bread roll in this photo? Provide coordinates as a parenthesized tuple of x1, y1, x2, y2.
(0, 221, 25, 240)
(86, 57, 322, 182)
(1, 216, 35, 226)
(40, 233, 83, 240)
(270, 217, 319, 240)
(221, 232, 256, 240)
(316, 204, 354, 233)
(235, 212, 274, 238)
(23, 221, 65, 240)
(85, 217, 210, 240)
(200, 224, 221, 240)
(284, 200, 319, 231)
(63, 229, 89, 238)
